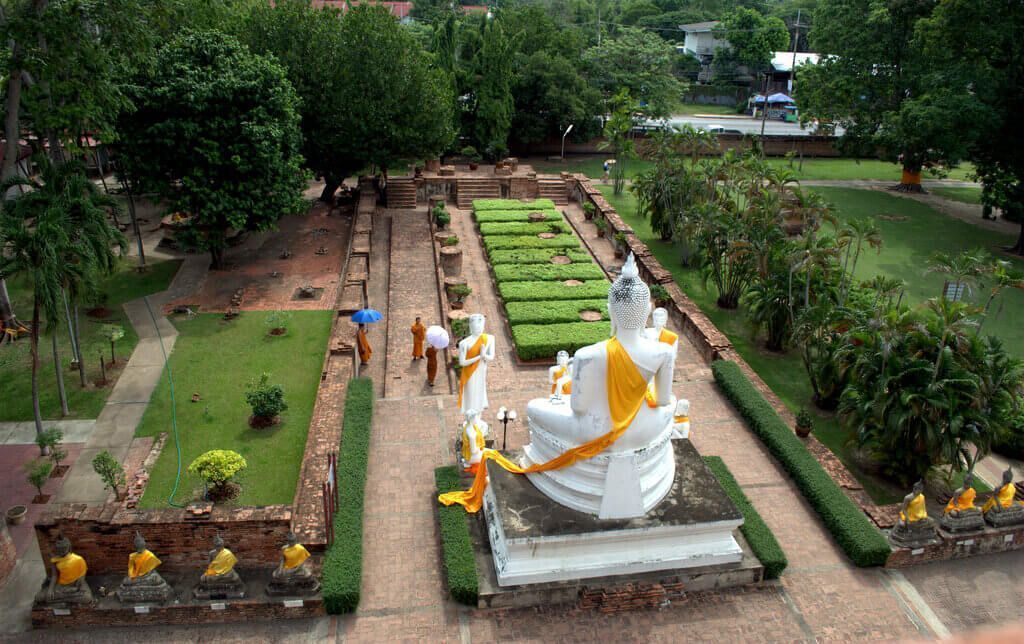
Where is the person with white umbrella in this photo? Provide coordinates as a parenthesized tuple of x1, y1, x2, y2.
(425, 325, 449, 388)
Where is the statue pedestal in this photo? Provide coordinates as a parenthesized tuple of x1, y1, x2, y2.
(266, 572, 320, 597)
(985, 504, 1024, 528)
(193, 569, 247, 600)
(939, 510, 985, 534)
(888, 518, 940, 549)
(116, 572, 174, 604)
(483, 440, 743, 587)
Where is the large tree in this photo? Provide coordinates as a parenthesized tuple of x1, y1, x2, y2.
(117, 31, 306, 268)
(584, 27, 685, 119)
(715, 7, 789, 71)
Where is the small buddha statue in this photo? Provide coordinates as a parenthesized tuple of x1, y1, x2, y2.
(266, 532, 320, 597)
(193, 534, 246, 599)
(458, 409, 488, 472)
(889, 480, 939, 548)
(645, 307, 679, 354)
(548, 350, 573, 401)
(44, 535, 94, 605)
(116, 531, 174, 603)
(672, 399, 691, 439)
(983, 468, 1024, 528)
(939, 472, 985, 533)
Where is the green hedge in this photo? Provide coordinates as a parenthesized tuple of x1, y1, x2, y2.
(510, 321, 611, 360)
(505, 299, 608, 325)
(474, 209, 561, 223)
(703, 456, 788, 579)
(493, 263, 607, 283)
(483, 234, 580, 253)
(498, 279, 609, 302)
(473, 198, 556, 211)
(489, 248, 592, 265)
(711, 361, 890, 567)
(322, 377, 375, 613)
(435, 466, 479, 606)
(479, 221, 572, 237)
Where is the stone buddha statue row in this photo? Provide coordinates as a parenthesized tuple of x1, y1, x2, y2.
(41, 532, 319, 607)
(889, 469, 1024, 548)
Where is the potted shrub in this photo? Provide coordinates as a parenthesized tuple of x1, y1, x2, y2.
(451, 317, 469, 340)
(594, 217, 607, 238)
(461, 146, 481, 170)
(442, 235, 460, 247)
(613, 231, 627, 258)
(582, 202, 596, 221)
(26, 459, 53, 503)
(447, 283, 472, 309)
(92, 450, 126, 500)
(432, 203, 451, 230)
(650, 284, 670, 307)
(795, 408, 814, 438)
(265, 310, 292, 336)
(188, 449, 248, 503)
(246, 372, 288, 428)
(5, 505, 27, 526)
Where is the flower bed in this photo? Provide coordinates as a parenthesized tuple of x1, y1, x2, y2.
(497, 279, 609, 302)
(478, 221, 573, 236)
(474, 209, 562, 223)
(492, 263, 606, 283)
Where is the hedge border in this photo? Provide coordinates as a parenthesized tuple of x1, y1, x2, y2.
(473, 198, 556, 211)
(435, 466, 479, 605)
(711, 361, 890, 567)
(488, 248, 593, 265)
(473, 209, 562, 223)
(510, 321, 612, 361)
(703, 456, 788, 578)
(322, 377, 374, 613)
(492, 262, 607, 283)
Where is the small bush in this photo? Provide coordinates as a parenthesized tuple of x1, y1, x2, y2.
(510, 321, 611, 360)
(451, 318, 469, 339)
(461, 145, 481, 162)
(435, 466, 479, 605)
(493, 263, 606, 283)
(498, 279, 609, 302)
(92, 449, 126, 499)
(188, 449, 247, 492)
(322, 378, 374, 613)
(479, 221, 572, 237)
(442, 235, 460, 246)
(35, 427, 62, 455)
(474, 209, 561, 223)
(432, 203, 451, 229)
(473, 198, 556, 211)
(488, 249, 592, 265)
(613, 231, 627, 244)
(245, 373, 288, 420)
(712, 361, 891, 567)
(265, 310, 292, 334)
(505, 299, 608, 325)
(703, 456, 788, 579)
(649, 283, 669, 303)
(594, 218, 608, 232)
(26, 459, 53, 496)
(483, 234, 581, 253)
(993, 411, 1024, 459)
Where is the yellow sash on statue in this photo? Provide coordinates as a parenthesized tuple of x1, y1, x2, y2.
(457, 334, 488, 407)
(982, 483, 1017, 513)
(643, 328, 678, 408)
(53, 553, 87, 585)
(550, 366, 571, 395)
(205, 548, 238, 576)
(282, 544, 310, 570)
(439, 337, 649, 513)
(659, 328, 678, 346)
(128, 549, 161, 579)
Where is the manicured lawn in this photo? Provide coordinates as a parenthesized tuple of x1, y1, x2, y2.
(601, 184, 1022, 503)
(930, 186, 982, 205)
(0, 260, 180, 421)
(136, 310, 333, 508)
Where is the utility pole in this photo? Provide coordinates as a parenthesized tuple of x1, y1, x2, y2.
(789, 9, 803, 94)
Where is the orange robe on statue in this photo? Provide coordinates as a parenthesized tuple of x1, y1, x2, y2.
(357, 328, 372, 364)
(439, 337, 648, 513)
(411, 322, 426, 359)
(644, 328, 678, 408)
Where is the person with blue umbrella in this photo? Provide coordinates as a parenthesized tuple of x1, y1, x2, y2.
(351, 309, 382, 365)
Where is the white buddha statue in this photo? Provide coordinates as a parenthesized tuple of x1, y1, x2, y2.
(645, 307, 678, 357)
(522, 254, 677, 519)
(457, 314, 495, 415)
(548, 350, 573, 402)
(459, 409, 489, 470)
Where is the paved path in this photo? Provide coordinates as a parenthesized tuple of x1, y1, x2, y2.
(0, 419, 94, 445)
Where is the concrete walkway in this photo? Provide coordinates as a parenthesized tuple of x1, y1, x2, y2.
(0, 420, 95, 446)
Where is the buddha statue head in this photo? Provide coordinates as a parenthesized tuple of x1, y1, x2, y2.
(213, 534, 225, 550)
(134, 531, 147, 554)
(469, 314, 485, 336)
(1002, 468, 1014, 487)
(912, 480, 924, 496)
(54, 534, 72, 558)
(556, 350, 569, 367)
(464, 408, 480, 427)
(652, 307, 668, 331)
(608, 254, 650, 333)
(285, 531, 298, 547)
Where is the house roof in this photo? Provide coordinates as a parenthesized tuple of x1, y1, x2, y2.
(678, 21, 720, 33)
(771, 51, 820, 72)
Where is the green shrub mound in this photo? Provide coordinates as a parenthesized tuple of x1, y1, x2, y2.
(473, 198, 556, 211)
(711, 361, 891, 567)
(703, 456, 788, 579)
(488, 248, 592, 265)
(498, 279, 609, 302)
(993, 413, 1024, 460)
(483, 234, 581, 253)
(479, 221, 572, 236)
(435, 466, 479, 606)
(493, 263, 606, 283)
(511, 321, 611, 360)
(505, 299, 608, 325)
(473, 209, 561, 223)
(322, 377, 374, 613)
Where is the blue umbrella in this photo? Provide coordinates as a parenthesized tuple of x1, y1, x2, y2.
(351, 308, 383, 324)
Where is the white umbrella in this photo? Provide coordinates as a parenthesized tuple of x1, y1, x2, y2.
(426, 325, 450, 349)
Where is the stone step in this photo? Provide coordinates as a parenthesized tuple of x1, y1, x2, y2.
(537, 179, 569, 205)
(386, 179, 417, 209)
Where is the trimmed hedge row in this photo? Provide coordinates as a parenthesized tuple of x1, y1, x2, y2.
(473, 198, 555, 211)
(473, 209, 561, 223)
(505, 299, 608, 325)
(483, 234, 580, 253)
(322, 377, 375, 613)
(493, 262, 607, 283)
(479, 221, 573, 236)
(434, 466, 479, 606)
(703, 456, 788, 579)
(510, 321, 612, 360)
(498, 279, 609, 302)
(711, 361, 891, 567)
(489, 248, 592, 265)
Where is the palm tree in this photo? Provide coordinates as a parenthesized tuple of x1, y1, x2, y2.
(836, 217, 883, 305)
(926, 249, 988, 303)
(977, 259, 1024, 335)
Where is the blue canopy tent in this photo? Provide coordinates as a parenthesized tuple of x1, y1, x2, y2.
(753, 93, 795, 104)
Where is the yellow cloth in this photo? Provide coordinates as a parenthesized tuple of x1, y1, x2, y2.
(52, 553, 87, 585)
(900, 493, 928, 523)
(461, 422, 487, 465)
(944, 487, 977, 514)
(674, 415, 689, 424)
(550, 365, 571, 395)
(440, 337, 648, 512)
(457, 334, 488, 407)
(357, 328, 372, 363)
(658, 328, 679, 346)
(282, 544, 310, 570)
(205, 548, 238, 576)
(982, 483, 1016, 513)
(128, 550, 161, 579)
(411, 322, 426, 358)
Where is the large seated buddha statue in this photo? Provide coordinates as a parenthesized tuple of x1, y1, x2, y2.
(522, 254, 677, 519)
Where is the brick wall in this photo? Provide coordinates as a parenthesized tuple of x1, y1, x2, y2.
(887, 525, 1024, 568)
(32, 597, 323, 629)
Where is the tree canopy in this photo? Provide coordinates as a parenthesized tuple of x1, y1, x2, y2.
(584, 26, 685, 118)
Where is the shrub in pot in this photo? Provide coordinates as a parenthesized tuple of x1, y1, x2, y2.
(795, 408, 814, 438)
(582, 202, 596, 221)
(432, 203, 451, 230)
(447, 283, 472, 309)
(650, 283, 670, 307)
(594, 217, 607, 238)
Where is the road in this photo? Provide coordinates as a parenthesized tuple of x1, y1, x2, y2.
(642, 114, 844, 137)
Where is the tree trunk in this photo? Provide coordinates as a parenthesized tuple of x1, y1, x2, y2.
(73, 305, 85, 388)
(2, 59, 23, 183)
(30, 297, 43, 438)
(52, 329, 68, 417)
(319, 179, 341, 203)
(210, 246, 225, 270)
(125, 187, 146, 270)
(894, 165, 925, 193)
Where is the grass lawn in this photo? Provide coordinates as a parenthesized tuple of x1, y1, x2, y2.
(135, 310, 333, 508)
(674, 103, 739, 116)
(929, 186, 982, 205)
(600, 184, 1021, 503)
(0, 260, 180, 422)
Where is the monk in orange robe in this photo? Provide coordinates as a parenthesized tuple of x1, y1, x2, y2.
(357, 324, 372, 364)
(426, 346, 438, 386)
(411, 317, 426, 360)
